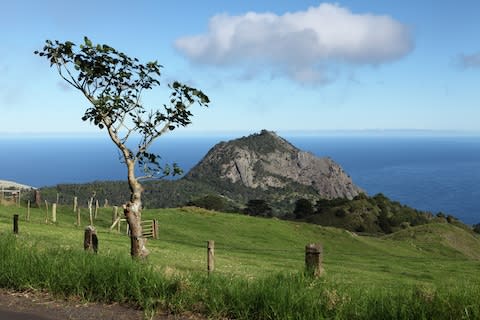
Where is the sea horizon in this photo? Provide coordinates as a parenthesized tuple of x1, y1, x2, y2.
(2, 128, 480, 138)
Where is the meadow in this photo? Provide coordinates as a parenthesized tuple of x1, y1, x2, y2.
(1, 202, 480, 319)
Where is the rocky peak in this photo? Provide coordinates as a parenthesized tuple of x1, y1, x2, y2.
(185, 130, 363, 199)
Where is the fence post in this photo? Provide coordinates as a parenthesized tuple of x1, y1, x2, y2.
(84, 226, 98, 253)
(305, 243, 323, 277)
(112, 206, 118, 224)
(73, 196, 78, 213)
(94, 200, 99, 219)
(207, 240, 215, 273)
(13, 214, 19, 234)
(153, 219, 159, 239)
(76, 207, 81, 226)
(34, 190, 41, 208)
(27, 200, 31, 222)
(44, 200, 49, 223)
(52, 203, 57, 223)
(104, 199, 109, 208)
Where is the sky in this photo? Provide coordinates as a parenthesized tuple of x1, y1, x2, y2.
(1, 0, 480, 135)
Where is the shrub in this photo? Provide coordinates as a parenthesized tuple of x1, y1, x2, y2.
(244, 199, 273, 217)
(293, 198, 314, 219)
(473, 223, 480, 234)
(187, 194, 226, 211)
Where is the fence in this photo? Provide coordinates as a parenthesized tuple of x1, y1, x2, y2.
(0, 188, 21, 206)
(3, 200, 478, 280)
(110, 217, 159, 239)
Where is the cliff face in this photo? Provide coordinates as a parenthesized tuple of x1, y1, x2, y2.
(185, 130, 362, 200)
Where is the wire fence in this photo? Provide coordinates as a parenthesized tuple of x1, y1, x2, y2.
(2, 203, 480, 279)
(156, 235, 480, 264)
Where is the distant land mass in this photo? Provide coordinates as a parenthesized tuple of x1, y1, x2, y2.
(185, 129, 362, 199)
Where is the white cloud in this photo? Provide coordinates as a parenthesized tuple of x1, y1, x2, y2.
(175, 3, 414, 84)
(458, 52, 480, 68)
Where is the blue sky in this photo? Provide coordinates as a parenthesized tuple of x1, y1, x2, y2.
(1, 0, 480, 134)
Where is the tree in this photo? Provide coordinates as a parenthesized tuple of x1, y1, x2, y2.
(293, 198, 314, 219)
(244, 199, 272, 217)
(473, 223, 480, 234)
(35, 37, 209, 258)
(187, 194, 226, 211)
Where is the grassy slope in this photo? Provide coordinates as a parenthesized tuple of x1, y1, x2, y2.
(1, 202, 479, 289)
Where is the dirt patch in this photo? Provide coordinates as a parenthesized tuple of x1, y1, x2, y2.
(0, 288, 202, 320)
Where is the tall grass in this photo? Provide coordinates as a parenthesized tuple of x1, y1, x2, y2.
(1, 233, 479, 319)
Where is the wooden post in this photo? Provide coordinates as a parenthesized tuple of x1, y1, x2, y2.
(18, 189, 21, 207)
(207, 240, 215, 273)
(153, 219, 159, 239)
(305, 243, 323, 277)
(112, 206, 118, 224)
(56, 193, 59, 204)
(94, 200, 99, 219)
(84, 226, 98, 253)
(104, 199, 109, 208)
(34, 190, 41, 208)
(27, 200, 31, 222)
(73, 196, 78, 213)
(44, 200, 49, 223)
(52, 203, 57, 223)
(12, 192, 17, 206)
(76, 207, 81, 226)
(13, 214, 19, 234)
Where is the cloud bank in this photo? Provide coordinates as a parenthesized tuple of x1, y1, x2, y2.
(175, 3, 414, 84)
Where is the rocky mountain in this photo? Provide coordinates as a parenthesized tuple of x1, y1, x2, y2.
(185, 130, 362, 200)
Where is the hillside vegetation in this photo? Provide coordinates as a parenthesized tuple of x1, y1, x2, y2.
(1, 202, 480, 319)
(36, 183, 465, 235)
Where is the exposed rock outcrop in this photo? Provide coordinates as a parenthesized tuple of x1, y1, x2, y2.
(186, 130, 362, 199)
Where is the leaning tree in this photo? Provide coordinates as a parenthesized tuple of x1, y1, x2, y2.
(35, 37, 209, 258)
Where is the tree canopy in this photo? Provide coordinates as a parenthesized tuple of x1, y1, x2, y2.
(35, 37, 209, 179)
(35, 37, 209, 258)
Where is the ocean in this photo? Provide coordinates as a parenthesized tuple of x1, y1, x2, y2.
(1, 134, 479, 224)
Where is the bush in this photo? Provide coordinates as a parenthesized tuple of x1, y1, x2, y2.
(187, 194, 226, 211)
(473, 223, 480, 234)
(293, 198, 314, 219)
(335, 208, 347, 218)
(244, 199, 273, 217)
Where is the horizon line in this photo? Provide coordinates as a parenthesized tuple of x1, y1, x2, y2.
(1, 128, 480, 137)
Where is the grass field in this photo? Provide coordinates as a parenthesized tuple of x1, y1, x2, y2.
(1, 201, 480, 319)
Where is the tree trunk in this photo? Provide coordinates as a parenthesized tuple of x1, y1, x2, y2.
(106, 126, 150, 259)
(124, 163, 149, 259)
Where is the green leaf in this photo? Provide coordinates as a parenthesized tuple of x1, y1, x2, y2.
(84, 36, 92, 47)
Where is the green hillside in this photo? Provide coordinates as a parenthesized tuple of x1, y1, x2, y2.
(1, 202, 480, 318)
